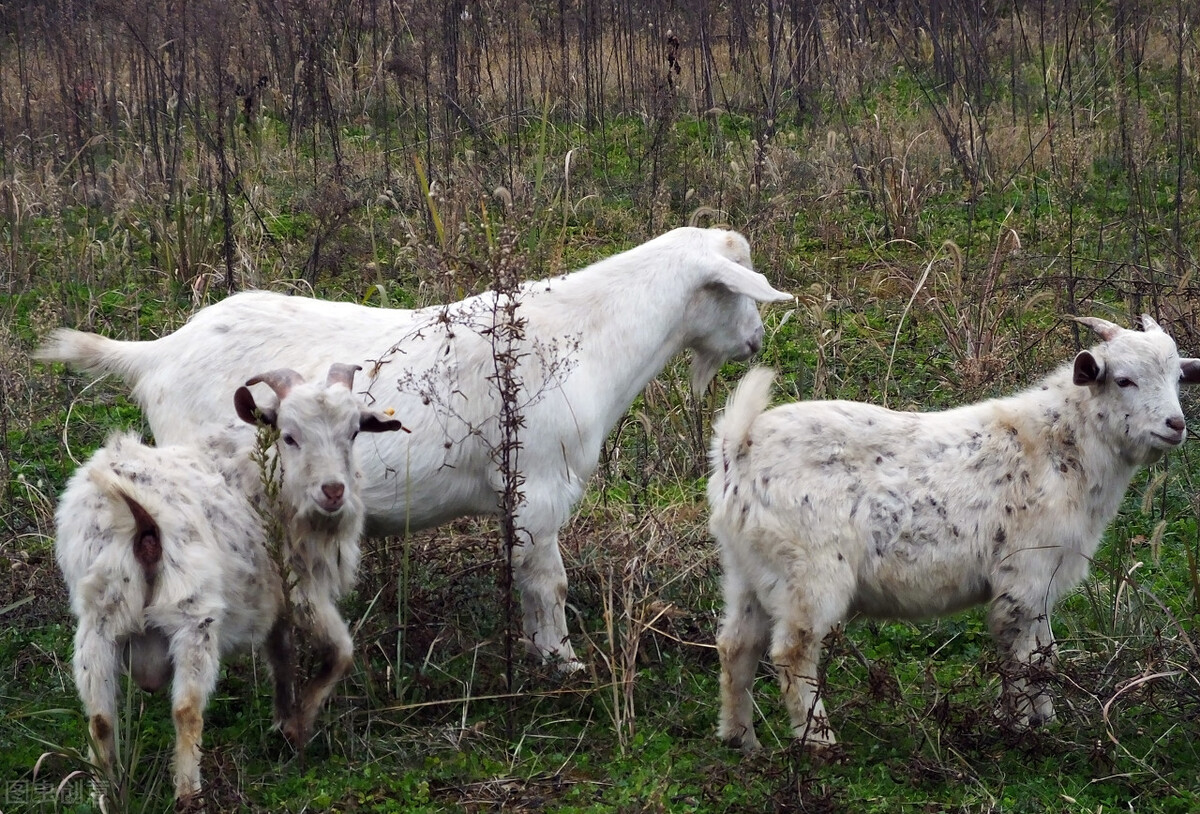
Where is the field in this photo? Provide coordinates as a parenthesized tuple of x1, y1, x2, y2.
(4, 1, 1200, 811)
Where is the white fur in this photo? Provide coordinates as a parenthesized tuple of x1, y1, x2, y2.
(39, 227, 791, 663)
(708, 316, 1200, 749)
(55, 369, 401, 800)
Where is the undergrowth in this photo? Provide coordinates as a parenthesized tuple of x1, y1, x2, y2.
(5, 2, 1200, 811)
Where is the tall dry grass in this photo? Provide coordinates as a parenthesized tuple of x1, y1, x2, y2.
(6, 2, 1200, 808)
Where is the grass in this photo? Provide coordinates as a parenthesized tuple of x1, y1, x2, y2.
(7, 455, 1200, 811)
(5, 3, 1200, 811)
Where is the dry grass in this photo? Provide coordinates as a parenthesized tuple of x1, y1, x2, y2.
(6, 1, 1200, 810)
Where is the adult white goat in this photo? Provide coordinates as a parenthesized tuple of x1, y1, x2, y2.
(55, 365, 404, 800)
(708, 316, 1200, 749)
(40, 226, 791, 665)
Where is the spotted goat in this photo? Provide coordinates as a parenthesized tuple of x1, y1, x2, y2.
(708, 316, 1200, 749)
(55, 365, 404, 801)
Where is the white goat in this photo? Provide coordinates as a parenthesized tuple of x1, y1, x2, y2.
(708, 316, 1200, 749)
(55, 365, 404, 800)
(39, 226, 791, 665)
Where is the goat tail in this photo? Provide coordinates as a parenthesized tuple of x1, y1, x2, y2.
(88, 460, 164, 572)
(34, 328, 148, 385)
(708, 367, 773, 504)
(713, 367, 774, 455)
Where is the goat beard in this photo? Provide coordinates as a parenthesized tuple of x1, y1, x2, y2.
(299, 505, 352, 532)
(691, 351, 723, 398)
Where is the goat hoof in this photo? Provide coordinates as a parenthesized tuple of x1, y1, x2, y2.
(1026, 709, 1056, 729)
(528, 643, 587, 677)
(719, 726, 761, 753)
(174, 790, 207, 813)
(279, 718, 311, 748)
(726, 736, 762, 754)
(556, 658, 587, 676)
(795, 724, 837, 749)
(994, 705, 1053, 732)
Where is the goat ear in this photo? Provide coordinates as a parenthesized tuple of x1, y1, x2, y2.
(359, 409, 408, 434)
(708, 258, 792, 303)
(1180, 358, 1200, 385)
(1141, 314, 1163, 333)
(235, 385, 277, 427)
(1073, 350, 1105, 386)
(1075, 316, 1123, 342)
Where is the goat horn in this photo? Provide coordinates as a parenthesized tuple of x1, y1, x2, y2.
(1074, 316, 1123, 342)
(326, 363, 362, 390)
(245, 368, 305, 400)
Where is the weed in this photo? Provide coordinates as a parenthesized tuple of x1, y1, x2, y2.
(7, 2, 1200, 810)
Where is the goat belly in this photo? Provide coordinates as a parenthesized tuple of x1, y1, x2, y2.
(851, 551, 994, 620)
(844, 491, 995, 620)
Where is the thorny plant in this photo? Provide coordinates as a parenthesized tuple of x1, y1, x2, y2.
(486, 225, 530, 737)
(250, 421, 303, 740)
(387, 308, 580, 467)
(380, 225, 579, 727)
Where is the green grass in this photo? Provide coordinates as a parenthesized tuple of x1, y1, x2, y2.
(7, 469, 1200, 811)
(6, 7, 1200, 811)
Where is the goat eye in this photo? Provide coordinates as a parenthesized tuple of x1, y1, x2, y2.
(1115, 377, 1136, 388)
(282, 433, 299, 447)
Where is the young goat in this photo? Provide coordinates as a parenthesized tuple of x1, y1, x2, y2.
(55, 365, 404, 800)
(39, 227, 791, 666)
(708, 316, 1200, 749)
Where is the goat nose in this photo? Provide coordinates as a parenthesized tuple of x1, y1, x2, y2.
(1167, 416, 1186, 433)
(748, 326, 764, 355)
(322, 482, 345, 503)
